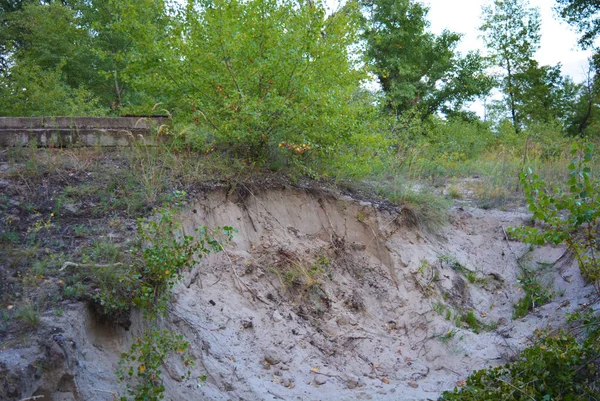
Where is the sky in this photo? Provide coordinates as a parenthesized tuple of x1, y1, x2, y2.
(424, 0, 592, 82)
(421, 0, 593, 116)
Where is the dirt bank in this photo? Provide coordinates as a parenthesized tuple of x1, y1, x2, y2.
(1, 186, 594, 400)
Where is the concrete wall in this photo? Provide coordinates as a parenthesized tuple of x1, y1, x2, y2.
(0, 116, 167, 147)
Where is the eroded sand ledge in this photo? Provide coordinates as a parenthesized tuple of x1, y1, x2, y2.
(2, 187, 593, 400)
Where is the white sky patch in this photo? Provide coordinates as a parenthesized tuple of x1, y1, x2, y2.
(424, 0, 594, 118)
(424, 0, 592, 80)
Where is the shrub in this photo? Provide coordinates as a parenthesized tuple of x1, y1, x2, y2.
(440, 327, 600, 400)
(92, 208, 233, 319)
(118, 327, 194, 401)
(510, 142, 600, 293)
(513, 270, 553, 319)
(146, 0, 366, 165)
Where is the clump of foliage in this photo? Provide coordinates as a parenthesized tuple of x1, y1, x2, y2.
(117, 327, 194, 401)
(440, 319, 600, 400)
(90, 207, 232, 401)
(457, 310, 483, 334)
(92, 208, 233, 319)
(361, 0, 494, 119)
(513, 269, 553, 319)
(158, 0, 366, 165)
(510, 142, 599, 293)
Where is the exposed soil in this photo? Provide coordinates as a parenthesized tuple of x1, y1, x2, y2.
(1, 176, 596, 400)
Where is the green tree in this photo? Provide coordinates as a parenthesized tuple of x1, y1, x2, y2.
(137, 0, 366, 163)
(480, 0, 541, 133)
(0, 64, 103, 116)
(555, 0, 600, 49)
(0, 0, 170, 115)
(362, 0, 493, 119)
(513, 60, 580, 127)
(568, 61, 600, 136)
(74, 0, 171, 110)
(555, 1, 600, 137)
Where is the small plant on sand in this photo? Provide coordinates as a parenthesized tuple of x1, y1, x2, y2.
(511, 142, 599, 294)
(92, 208, 233, 319)
(457, 310, 483, 333)
(15, 301, 40, 328)
(104, 208, 232, 400)
(438, 329, 458, 344)
(465, 270, 487, 285)
(513, 269, 553, 319)
(118, 327, 193, 401)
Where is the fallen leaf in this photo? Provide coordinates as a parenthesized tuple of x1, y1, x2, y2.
(381, 377, 390, 384)
(310, 367, 319, 372)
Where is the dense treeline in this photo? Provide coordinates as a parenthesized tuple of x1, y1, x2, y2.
(0, 0, 599, 164)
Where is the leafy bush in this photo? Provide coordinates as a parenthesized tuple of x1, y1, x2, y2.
(440, 327, 600, 400)
(90, 207, 233, 400)
(0, 64, 104, 117)
(427, 117, 496, 161)
(147, 0, 366, 165)
(510, 142, 599, 293)
(118, 327, 194, 401)
(92, 208, 233, 319)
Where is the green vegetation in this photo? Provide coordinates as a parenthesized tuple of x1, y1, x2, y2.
(0, 0, 598, 178)
(513, 269, 553, 319)
(117, 327, 194, 401)
(90, 207, 233, 319)
(14, 301, 40, 329)
(362, 0, 494, 119)
(511, 142, 600, 293)
(441, 319, 600, 400)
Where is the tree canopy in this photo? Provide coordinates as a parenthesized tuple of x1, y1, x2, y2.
(555, 0, 600, 48)
(0, 0, 598, 149)
(362, 0, 494, 119)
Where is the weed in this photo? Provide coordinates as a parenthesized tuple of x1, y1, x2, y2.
(457, 310, 483, 334)
(0, 311, 10, 331)
(465, 270, 488, 285)
(88, 240, 122, 264)
(0, 230, 20, 244)
(513, 270, 553, 319)
(72, 224, 90, 238)
(275, 251, 330, 290)
(118, 326, 193, 401)
(62, 283, 87, 300)
(378, 182, 449, 231)
(433, 301, 446, 315)
(30, 260, 48, 277)
(438, 254, 464, 271)
(15, 302, 41, 328)
(447, 186, 463, 199)
(438, 329, 458, 344)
